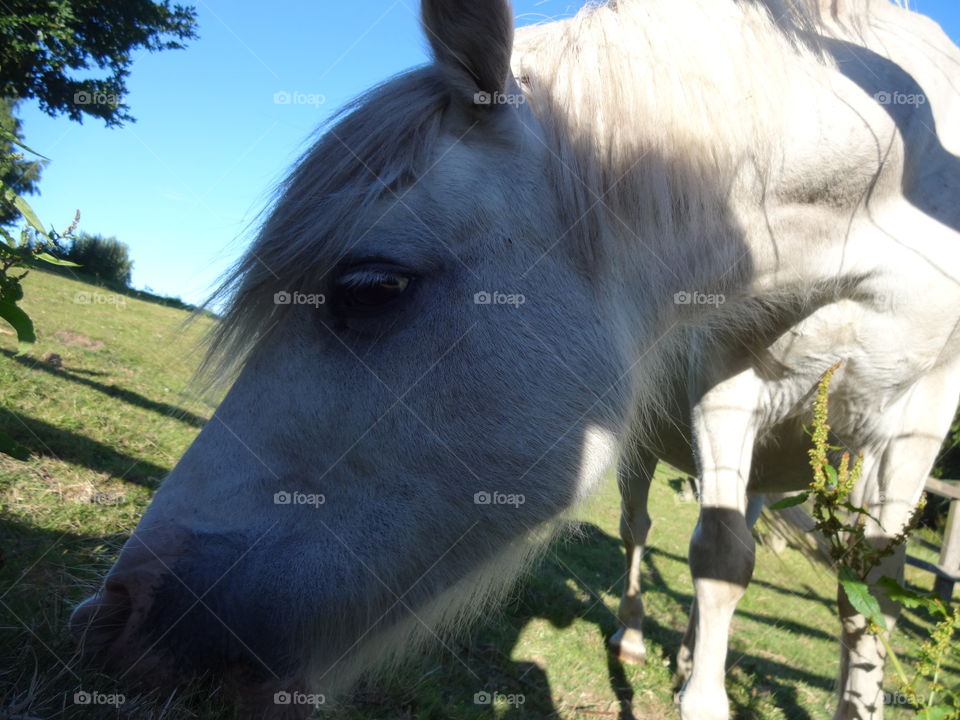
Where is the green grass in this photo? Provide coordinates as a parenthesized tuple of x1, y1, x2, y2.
(0, 268, 954, 719)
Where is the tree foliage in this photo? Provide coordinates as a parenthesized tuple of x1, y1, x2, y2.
(0, 0, 198, 127)
(0, 99, 44, 226)
(65, 232, 133, 286)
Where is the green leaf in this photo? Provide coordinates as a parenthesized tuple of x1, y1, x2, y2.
(1, 183, 48, 237)
(824, 464, 838, 486)
(0, 430, 30, 461)
(921, 705, 952, 720)
(0, 129, 49, 160)
(839, 565, 886, 630)
(770, 493, 809, 510)
(877, 576, 945, 616)
(0, 299, 36, 351)
(34, 252, 80, 267)
(840, 501, 882, 525)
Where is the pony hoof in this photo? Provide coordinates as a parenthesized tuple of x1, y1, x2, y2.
(608, 628, 646, 664)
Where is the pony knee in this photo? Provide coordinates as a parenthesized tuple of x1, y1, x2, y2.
(619, 510, 652, 547)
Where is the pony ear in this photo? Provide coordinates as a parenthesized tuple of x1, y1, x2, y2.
(421, 0, 515, 108)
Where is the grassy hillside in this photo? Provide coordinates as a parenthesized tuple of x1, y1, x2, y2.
(0, 269, 953, 719)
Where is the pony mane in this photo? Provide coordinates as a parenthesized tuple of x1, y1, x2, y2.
(197, 0, 905, 389)
(510, 0, 908, 281)
(197, 68, 450, 385)
(507, 0, 899, 437)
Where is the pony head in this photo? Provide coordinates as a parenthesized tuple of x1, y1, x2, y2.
(71, 0, 637, 713)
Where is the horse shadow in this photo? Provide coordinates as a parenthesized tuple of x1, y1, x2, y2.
(346, 522, 839, 720)
(0, 507, 942, 720)
(0, 519, 151, 719)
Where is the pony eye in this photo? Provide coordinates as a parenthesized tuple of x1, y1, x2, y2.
(331, 267, 412, 317)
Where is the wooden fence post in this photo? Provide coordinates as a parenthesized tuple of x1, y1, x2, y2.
(934, 499, 960, 602)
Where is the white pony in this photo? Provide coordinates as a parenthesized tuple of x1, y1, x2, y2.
(71, 1, 960, 719)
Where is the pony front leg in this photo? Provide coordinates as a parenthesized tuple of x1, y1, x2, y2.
(678, 367, 762, 720)
(609, 445, 659, 663)
(675, 492, 764, 687)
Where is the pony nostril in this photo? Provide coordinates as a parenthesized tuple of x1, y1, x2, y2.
(70, 581, 134, 656)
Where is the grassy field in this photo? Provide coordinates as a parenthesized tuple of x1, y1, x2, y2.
(0, 268, 954, 719)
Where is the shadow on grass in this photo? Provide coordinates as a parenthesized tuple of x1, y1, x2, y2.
(0, 518, 244, 720)
(3, 349, 210, 429)
(644, 546, 837, 644)
(0, 410, 169, 487)
(344, 523, 838, 719)
(637, 547, 833, 720)
(0, 517, 838, 719)
(62, 366, 111, 377)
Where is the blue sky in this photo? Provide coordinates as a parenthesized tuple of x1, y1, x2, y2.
(15, 0, 960, 306)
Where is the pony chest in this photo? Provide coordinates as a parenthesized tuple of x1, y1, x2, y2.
(756, 302, 928, 429)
